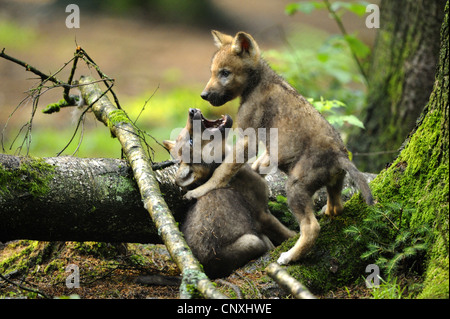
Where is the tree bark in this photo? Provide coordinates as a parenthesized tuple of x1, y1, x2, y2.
(375, 2, 448, 297)
(0, 154, 181, 243)
(348, 0, 446, 172)
(343, 2, 448, 297)
(0, 153, 375, 243)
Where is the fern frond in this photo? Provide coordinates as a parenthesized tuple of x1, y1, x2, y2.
(385, 253, 404, 275)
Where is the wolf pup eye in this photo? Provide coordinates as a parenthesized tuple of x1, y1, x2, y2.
(219, 69, 231, 78)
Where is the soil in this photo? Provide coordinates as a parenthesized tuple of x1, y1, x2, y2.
(0, 240, 372, 299)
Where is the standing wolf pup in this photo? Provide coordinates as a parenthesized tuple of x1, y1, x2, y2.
(164, 108, 295, 278)
(185, 30, 374, 265)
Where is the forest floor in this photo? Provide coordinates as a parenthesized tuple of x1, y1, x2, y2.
(0, 240, 374, 299)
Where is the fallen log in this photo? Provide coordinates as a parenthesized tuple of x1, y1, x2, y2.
(0, 153, 376, 243)
(0, 153, 182, 243)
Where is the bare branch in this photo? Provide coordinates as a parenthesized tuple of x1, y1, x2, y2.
(1, 48, 66, 87)
(77, 76, 227, 299)
(266, 262, 316, 299)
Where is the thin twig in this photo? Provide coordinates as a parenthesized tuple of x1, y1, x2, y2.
(323, 0, 369, 84)
(134, 85, 160, 125)
(0, 272, 51, 299)
(64, 47, 82, 103)
(1, 48, 66, 86)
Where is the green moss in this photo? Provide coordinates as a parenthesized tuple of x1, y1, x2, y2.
(419, 238, 449, 298)
(0, 157, 55, 198)
(179, 268, 209, 298)
(0, 241, 60, 275)
(364, 76, 448, 299)
(42, 99, 69, 114)
(72, 242, 123, 259)
(96, 174, 136, 201)
(44, 259, 65, 274)
(271, 196, 370, 294)
(367, 73, 448, 298)
(105, 109, 131, 138)
(0, 240, 37, 273)
(268, 195, 298, 230)
(107, 109, 130, 128)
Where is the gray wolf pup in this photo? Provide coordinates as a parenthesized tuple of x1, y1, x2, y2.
(186, 30, 373, 265)
(164, 108, 295, 277)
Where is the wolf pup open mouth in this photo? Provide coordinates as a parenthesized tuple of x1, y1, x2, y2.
(188, 107, 233, 132)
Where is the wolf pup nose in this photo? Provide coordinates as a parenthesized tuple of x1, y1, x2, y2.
(200, 91, 209, 101)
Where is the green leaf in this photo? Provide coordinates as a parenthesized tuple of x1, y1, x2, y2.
(386, 253, 404, 274)
(344, 34, 371, 59)
(344, 225, 361, 237)
(340, 115, 365, 129)
(317, 51, 329, 63)
(285, 1, 326, 15)
(330, 1, 370, 17)
(285, 3, 300, 15)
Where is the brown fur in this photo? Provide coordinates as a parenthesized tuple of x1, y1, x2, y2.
(187, 30, 373, 265)
(164, 108, 295, 277)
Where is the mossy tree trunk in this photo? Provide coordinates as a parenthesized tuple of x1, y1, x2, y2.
(283, 2, 448, 298)
(0, 154, 186, 243)
(348, 0, 446, 172)
(370, 2, 449, 297)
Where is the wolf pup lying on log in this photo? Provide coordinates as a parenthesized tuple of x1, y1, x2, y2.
(164, 108, 295, 278)
(185, 30, 374, 265)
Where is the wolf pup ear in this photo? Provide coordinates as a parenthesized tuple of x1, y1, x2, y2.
(232, 32, 260, 59)
(211, 30, 233, 48)
(163, 140, 175, 151)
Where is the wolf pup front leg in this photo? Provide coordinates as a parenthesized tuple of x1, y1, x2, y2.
(184, 134, 249, 200)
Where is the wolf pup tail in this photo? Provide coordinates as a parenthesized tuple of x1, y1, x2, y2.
(338, 157, 374, 205)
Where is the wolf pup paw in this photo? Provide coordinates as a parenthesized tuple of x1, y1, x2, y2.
(277, 251, 292, 265)
(184, 187, 209, 200)
(184, 190, 199, 200)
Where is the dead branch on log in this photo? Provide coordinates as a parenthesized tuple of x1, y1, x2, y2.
(77, 75, 226, 298)
(0, 48, 226, 299)
(265, 263, 316, 299)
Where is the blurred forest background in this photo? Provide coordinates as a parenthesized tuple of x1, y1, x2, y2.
(0, 0, 378, 165)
